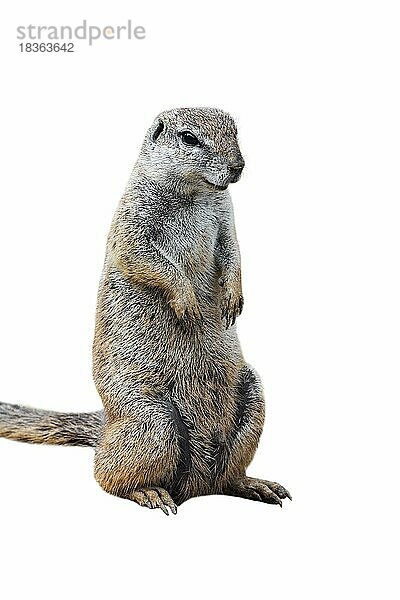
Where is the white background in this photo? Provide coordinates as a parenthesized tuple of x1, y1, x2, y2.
(0, 1, 399, 598)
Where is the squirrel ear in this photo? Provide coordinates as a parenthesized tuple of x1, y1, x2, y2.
(152, 120, 164, 142)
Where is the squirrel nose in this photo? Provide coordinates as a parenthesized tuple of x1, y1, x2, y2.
(229, 161, 245, 175)
(228, 161, 245, 183)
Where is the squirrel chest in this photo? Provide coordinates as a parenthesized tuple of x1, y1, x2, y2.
(147, 198, 221, 281)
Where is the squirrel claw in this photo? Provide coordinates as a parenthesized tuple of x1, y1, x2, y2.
(169, 287, 203, 327)
(221, 293, 243, 329)
(181, 306, 204, 329)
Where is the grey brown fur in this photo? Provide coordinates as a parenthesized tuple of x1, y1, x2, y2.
(0, 107, 290, 514)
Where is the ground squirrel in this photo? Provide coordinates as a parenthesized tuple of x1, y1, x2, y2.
(0, 107, 290, 514)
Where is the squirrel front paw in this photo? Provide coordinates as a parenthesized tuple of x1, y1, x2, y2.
(219, 272, 244, 328)
(169, 281, 202, 322)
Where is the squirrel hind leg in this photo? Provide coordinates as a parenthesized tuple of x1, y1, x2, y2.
(93, 406, 182, 507)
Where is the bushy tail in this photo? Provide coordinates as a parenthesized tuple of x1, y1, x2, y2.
(0, 402, 104, 447)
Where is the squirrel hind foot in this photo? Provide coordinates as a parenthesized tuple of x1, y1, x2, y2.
(224, 476, 292, 507)
(129, 487, 177, 516)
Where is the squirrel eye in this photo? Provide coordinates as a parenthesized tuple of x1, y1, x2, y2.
(179, 131, 200, 146)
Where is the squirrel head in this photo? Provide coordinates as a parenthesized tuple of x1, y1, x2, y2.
(136, 107, 245, 195)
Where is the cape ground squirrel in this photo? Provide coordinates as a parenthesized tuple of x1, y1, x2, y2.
(0, 107, 290, 514)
